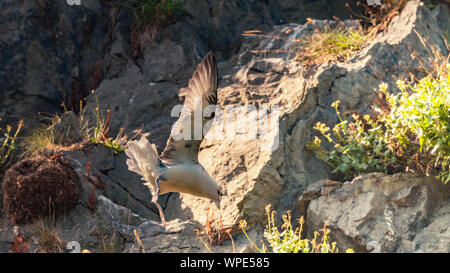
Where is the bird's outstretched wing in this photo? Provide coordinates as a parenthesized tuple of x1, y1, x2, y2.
(160, 51, 218, 164)
(126, 136, 161, 190)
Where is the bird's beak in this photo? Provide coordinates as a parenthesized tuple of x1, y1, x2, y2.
(215, 197, 221, 210)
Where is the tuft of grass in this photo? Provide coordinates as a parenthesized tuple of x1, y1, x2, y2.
(296, 0, 408, 66)
(0, 119, 23, 176)
(22, 97, 143, 156)
(443, 30, 449, 50)
(295, 23, 368, 66)
(21, 112, 86, 157)
(240, 204, 354, 253)
(99, 233, 122, 253)
(22, 115, 60, 157)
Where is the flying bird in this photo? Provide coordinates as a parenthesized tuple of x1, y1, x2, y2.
(125, 52, 223, 226)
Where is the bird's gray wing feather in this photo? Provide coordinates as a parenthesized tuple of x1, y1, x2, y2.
(160, 51, 218, 164)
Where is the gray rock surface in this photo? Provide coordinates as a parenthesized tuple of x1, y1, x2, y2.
(410, 201, 450, 252)
(63, 144, 161, 221)
(0, 0, 110, 129)
(301, 173, 450, 253)
(0, 0, 360, 132)
(49, 111, 83, 145)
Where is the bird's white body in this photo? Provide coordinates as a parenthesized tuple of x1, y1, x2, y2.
(125, 52, 222, 225)
(158, 164, 219, 200)
(126, 131, 221, 205)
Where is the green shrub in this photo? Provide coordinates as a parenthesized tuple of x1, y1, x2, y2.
(308, 65, 450, 183)
(239, 205, 354, 253)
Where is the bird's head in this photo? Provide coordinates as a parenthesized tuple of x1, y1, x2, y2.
(195, 165, 226, 209)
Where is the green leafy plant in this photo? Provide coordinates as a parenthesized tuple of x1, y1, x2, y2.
(0, 119, 23, 176)
(308, 64, 450, 183)
(307, 100, 397, 181)
(239, 205, 354, 253)
(88, 98, 127, 155)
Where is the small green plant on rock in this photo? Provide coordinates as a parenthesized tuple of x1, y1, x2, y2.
(87, 97, 142, 154)
(239, 205, 354, 253)
(307, 99, 398, 181)
(90, 103, 125, 154)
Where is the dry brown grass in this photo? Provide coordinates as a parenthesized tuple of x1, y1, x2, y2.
(295, 21, 368, 66)
(34, 219, 64, 253)
(295, 0, 408, 66)
(21, 113, 85, 157)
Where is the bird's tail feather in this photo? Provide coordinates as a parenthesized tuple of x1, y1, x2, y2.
(125, 137, 161, 183)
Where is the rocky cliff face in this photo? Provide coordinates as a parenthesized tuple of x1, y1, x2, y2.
(299, 173, 450, 252)
(0, 0, 112, 128)
(0, 0, 359, 131)
(176, 0, 450, 231)
(0, 0, 449, 253)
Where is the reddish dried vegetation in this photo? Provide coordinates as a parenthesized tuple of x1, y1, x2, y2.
(204, 209, 234, 246)
(85, 161, 106, 211)
(9, 233, 30, 253)
(2, 156, 79, 224)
